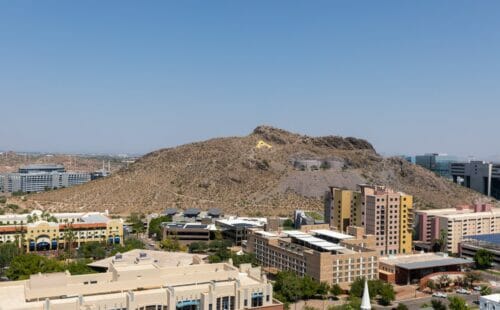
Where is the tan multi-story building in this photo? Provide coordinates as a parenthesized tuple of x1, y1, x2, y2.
(0, 210, 123, 252)
(415, 204, 500, 253)
(0, 250, 281, 310)
(246, 227, 378, 288)
(326, 184, 413, 255)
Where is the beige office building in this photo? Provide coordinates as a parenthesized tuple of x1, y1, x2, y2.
(415, 204, 500, 253)
(0, 251, 282, 310)
(0, 210, 123, 252)
(246, 227, 378, 288)
(326, 185, 413, 255)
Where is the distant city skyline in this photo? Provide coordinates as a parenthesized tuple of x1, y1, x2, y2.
(1, 2, 499, 157)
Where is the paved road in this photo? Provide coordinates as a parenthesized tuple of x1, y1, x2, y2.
(137, 233, 159, 250)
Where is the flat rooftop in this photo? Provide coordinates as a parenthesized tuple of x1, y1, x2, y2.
(284, 230, 345, 251)
(88, 249, 207, 270)
(0, 262, 267, 310)
(466, 233, 500, 245)
(417, 208, 500, 219)
(216, 217, 267, 227)
(380, 253, 472, 270)
(445, 209, 500, 220)
(19, 164, 64, 170)
(310, 229, 354, 240)
(481, 293, 500, 303)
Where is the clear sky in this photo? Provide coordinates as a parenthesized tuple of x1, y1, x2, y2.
(1, 1, 499, 158)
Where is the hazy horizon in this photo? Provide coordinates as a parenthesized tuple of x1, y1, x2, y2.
(1, 2, 499, 158)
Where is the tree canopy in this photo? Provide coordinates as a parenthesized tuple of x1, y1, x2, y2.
(273, 271, 330, 303)
(448, 296, 468, 310)
(0, 243, 21, 272)
(148, 215, 171, 240)
(349, 277, 395, 306)
(431, 299, 446, 310)
(474, 249, 494, 269)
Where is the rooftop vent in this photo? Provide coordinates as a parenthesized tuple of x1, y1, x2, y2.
(115, 253, 123, 260)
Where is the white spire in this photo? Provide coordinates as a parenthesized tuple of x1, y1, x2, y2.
(360, 279, 371, 310)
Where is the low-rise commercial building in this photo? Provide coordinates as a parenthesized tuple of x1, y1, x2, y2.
(87, 249, 208, 271)
(217, 217, 267, 246)
(0, 210, 123, 252)
(246, 228, 378, 287)
(0, 251, 281, 310)
(379, 252, 472, 285)
(415, 204, 500, 253)
(162, 222, 214, 245)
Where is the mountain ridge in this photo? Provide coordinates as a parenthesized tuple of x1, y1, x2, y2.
(23, 126, 494, 215)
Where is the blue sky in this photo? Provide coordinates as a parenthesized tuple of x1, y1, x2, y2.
(1, 1, 499, 158)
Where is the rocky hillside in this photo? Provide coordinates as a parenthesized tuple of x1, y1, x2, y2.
(24, 126, 493, 216)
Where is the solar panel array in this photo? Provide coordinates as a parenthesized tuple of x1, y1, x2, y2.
(466, 233, 500, 244)
(285, 230, 344, 251)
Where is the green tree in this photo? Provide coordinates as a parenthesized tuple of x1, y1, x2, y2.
(189, 242, 209, 253)
(77, 242, 106, 260)
(273, 271, 330, 303)
(148, 215, 171, 240)
(128, 213, 145, 235)
(349, 277, 384, 300)
(437, 274, 450, 289)
(0, 196, 6, 204)
(110, 238, 145, 255)
(328, 297, 361, 310)
(63, 223, 76, 258)
(6, 254, 63, 280)
(378, 283, 395, 306)
(0, 243, 20, 275)
(65, 259, 96, 275)
(330, 284, 343, 299)
(160, 236, 185, 252)
(274, 271, 303, 302)
(447, 296, 468, 310)
(427, 279, 436, 292)
(464, 271, 481, 288)
(474, 249, 494, 269)
(396, 304, 409, 310)
(301, 276, 321, 299)
(432, 229, 448, 252)
(231, 253, 258, 267)
(480, 285, 492, 296)
(430, 299, 446, 310)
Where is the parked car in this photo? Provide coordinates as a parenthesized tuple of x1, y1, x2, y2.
(473, 286, 482, 291)
(456, 288, 471, 295)
(432, 292, 448, 298)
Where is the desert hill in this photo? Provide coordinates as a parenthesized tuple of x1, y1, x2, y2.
(24, 126, 493, 216)
(0, 153, 125, 174)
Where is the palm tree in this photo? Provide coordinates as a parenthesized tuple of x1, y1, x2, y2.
(464, 271, 481, 289)
(437, 274, 450, 289)
(480, 285, 492, 296)
(427, 280, 436, 293)
(63, 223, 76, 258)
